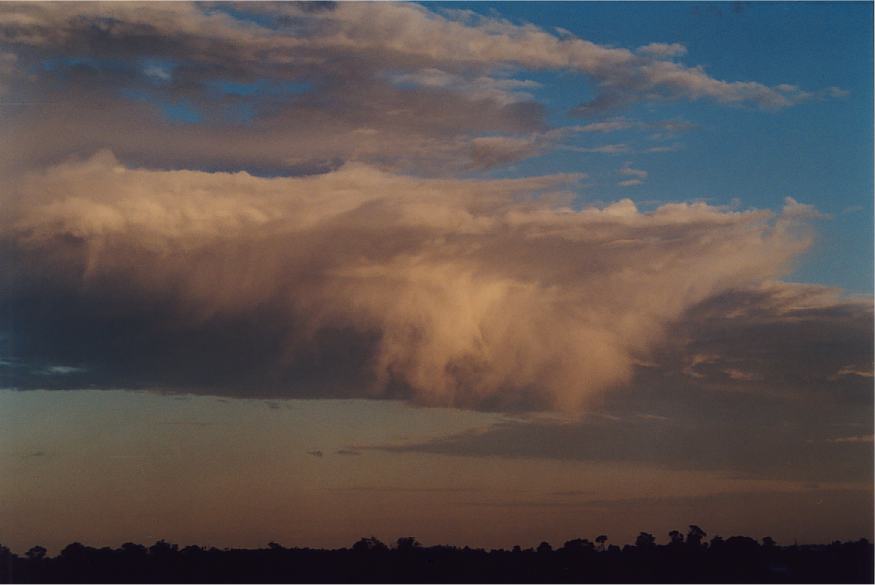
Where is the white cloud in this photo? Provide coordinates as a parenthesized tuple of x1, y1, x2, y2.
(619, 163, 648, 179)
(637, 42, 688, 58)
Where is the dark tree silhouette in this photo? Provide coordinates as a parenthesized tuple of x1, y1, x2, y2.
(536, 541, 553, 554)
(686, 525, 707, 548)
(352, 537, 388, 553)
(635, 532, 656, 550)
(562, 538, 594, 553)
(0, 533, 871, 583)
(395, 537, 420, 552)
(22, 548, 44, 562)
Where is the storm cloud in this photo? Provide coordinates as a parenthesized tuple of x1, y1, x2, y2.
(0, 2, 867, 415)
(0, 152, 834, 411)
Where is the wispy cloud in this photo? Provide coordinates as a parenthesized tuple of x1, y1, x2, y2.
(637, 42, 688, 58)
(563, 143, 630, 154)
(0, 2, 838, 177)
(618, 162, 647, 187)
(827, 435, 874, 444)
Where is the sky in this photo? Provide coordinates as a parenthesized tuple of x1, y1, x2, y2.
(0, 1, 872, 554)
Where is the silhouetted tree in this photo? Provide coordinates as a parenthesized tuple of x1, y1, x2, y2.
(686, 525, 707, 548)
(635, 532, 656, 550)
(562, 538, 594, 553)
(352, 537, 388, 553)
(60, 542, 88, 560)
(181, 545, 204, 555)
(149, 540, 178, 557)
(536, 541, 553, 554)
(595, 534, 608, 552)
(668, 530, 685, 546)
(724, 536, 760, 554)
(120, 542, 146, 556)
(5, 531, 872, 583)
(25, 546, 46, 561)
(395, 537, 420, 551)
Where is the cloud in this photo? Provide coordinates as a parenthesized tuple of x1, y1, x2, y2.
(637, 43, 688, 58)
(0, 2, 835, 177)
(574, 119, 636, 133)
(39, 365, 86, 376)
(828, 435, 874, 444)
(366, 282, 873, 481)
(469, 135, 544, 169)
(832, 365, 874, 380)
(618, 162, 647, 187)
(645, 144, 683, 154)
(0, 50, 17, 95)
(389, 69, 542, 106)
(0, 6, 859, 413)
(563, 144, 630, 155)
(0, 152, 825, 412)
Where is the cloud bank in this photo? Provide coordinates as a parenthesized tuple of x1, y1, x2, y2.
(1, 152, 826, 411)
(0, 2, 867, 420)
(0, 2, 840, 177)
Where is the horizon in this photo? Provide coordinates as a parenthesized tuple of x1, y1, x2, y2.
(6, 534, 873, 584)
(4, 530, 871, 557)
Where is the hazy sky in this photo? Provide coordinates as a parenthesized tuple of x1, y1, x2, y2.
(0, 1, 872, 553)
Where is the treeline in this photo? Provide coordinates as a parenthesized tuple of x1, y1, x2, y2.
(1, 527, 872, 583)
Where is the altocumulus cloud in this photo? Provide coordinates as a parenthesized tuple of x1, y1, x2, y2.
(1, 151, 824, 411)
(0, 2, 839, 177)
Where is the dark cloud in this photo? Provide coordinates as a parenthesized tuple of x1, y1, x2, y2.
(366, 285, 873, 483)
